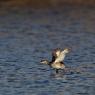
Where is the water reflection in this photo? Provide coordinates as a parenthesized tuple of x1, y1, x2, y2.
(50, 72, 66, 80)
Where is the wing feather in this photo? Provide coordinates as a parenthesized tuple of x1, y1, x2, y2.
(54, 50, 66, 63)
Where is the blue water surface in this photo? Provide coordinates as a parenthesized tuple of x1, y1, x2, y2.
(0, 6, 95, 95)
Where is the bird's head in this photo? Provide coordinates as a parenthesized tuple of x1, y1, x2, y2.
(40, 60, 49, 65)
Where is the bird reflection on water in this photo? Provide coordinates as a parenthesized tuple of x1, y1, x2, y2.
(50, 71, 66, 79)
(49, 67, 80, 80)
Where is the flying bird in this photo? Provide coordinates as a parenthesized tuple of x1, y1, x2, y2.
(40, 48, 69, 73)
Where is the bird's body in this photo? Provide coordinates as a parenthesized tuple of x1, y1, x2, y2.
(51, 62, 65, 69)
(41, 60, 65, 69)
(40, 48, 69, 73)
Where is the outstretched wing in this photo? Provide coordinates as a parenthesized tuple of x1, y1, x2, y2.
(51, 48, 61, 62)
(54, 50, 66, 63)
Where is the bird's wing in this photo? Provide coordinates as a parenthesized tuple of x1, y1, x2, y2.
(51, 56, 56, 62)
(52, 49, 61, 57)
(51, 49, 61, 62)
(54, 50, 66, 63)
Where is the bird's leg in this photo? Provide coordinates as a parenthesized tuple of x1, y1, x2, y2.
(56, 69, 59, 73)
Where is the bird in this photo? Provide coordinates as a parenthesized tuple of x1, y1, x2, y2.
(40, 48, 69, 73)
(51, 48, 61, 63)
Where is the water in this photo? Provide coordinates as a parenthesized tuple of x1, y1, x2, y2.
(0, 6, 95, 95)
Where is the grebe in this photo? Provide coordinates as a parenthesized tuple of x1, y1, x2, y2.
(40, 48, 69, 73)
